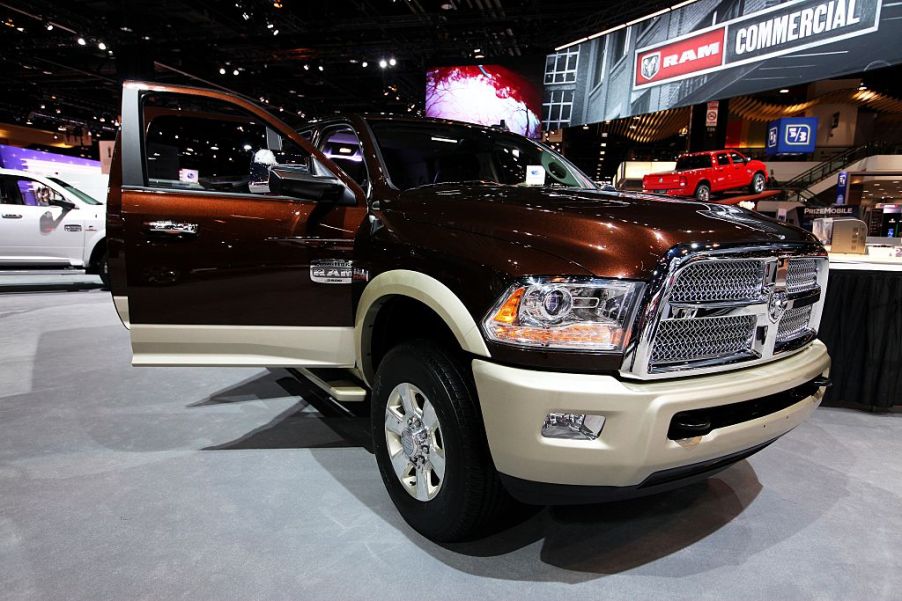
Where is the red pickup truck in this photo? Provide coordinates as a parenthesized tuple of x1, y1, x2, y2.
(642, 150, 768, 202)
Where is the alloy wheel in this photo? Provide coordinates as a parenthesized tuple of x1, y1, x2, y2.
(383, 382, 445, 502)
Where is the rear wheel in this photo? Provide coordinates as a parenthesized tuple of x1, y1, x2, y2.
(749, 172, 766, 194)
(96, 249, 110, 289)
(695, 182, 711, 202)
(371, 340, 513, 542)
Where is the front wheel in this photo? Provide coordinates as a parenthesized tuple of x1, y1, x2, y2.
(749, 172, 766, 194)
(371, 340, 513, 542)
(695, 182, 711, 202)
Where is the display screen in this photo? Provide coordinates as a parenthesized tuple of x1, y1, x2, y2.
(426, 65, 542, 139)
(545, 0, 900, 126)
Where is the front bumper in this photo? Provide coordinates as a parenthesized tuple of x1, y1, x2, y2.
(472, 340, 830, 500)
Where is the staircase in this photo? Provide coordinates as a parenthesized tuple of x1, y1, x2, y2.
(782, 142, 891, 204)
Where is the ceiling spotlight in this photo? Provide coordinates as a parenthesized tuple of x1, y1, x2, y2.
(389, 57, 397, 66)
(361, 61, 368, 67)
(267, 22, 274, 28)
(45, 23, 53, 31)
(303, 64, 309, 70)
(779, 88, 789, 93)
(858, 83, 868, 91)
(232, 69, 239, 75)
(272, 29, 279, 35)
(440, 2, 454, 9)
(318, 65, 323, 71)
(77, 37, 86, 46)
(98, 41, 106, 50)
(219, 67, 226, 74)
(379, 59, 388, 68)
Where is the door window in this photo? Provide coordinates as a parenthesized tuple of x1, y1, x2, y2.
(319, 127, 369, 191)
(716, 154, 731, 166)
(0, 175, 63, 206)
(142, 93, 311, 195)
(729, 151, 746, 165)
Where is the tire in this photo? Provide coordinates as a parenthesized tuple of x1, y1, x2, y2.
(695, 182, 711, 202)
(749, 172, 766, 194)
(371, 339, 513, 542)
(96, 249, 110, 289)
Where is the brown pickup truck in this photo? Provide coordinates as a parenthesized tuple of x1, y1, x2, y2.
(107, 81, 831, 542)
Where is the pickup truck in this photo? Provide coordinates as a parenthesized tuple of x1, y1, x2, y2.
(642, 150, 768, 201)
(0, 167, 108, 284)
(107, 82, 831, 542)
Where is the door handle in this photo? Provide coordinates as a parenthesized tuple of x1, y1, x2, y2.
(144, 220, 199, 236)
(2, 213, 23, 219)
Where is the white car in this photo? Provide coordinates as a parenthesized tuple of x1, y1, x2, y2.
(0, 168, 108, 284)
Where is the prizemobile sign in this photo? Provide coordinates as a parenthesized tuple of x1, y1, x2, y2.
(546, 0, 900, 126)
(635, 0, 880, 89)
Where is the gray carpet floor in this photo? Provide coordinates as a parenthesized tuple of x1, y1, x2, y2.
(1, 289, 900, 601)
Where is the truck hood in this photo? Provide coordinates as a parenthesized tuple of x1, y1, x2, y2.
(385, 183, 821, 280)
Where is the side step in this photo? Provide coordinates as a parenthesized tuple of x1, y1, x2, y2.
(291, 367, 368, 403)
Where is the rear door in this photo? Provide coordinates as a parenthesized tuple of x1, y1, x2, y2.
(114, 82, 367, 366)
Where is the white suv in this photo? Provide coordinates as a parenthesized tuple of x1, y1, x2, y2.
(0, 168, 108, 284)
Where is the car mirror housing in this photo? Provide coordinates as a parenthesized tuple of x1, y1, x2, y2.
(269, 166, 352, 204)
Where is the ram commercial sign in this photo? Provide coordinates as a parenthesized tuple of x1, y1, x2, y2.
(546, 0, 900, 126)
(635, 0, 880, 88)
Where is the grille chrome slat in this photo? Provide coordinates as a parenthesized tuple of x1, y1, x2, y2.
(651, 315, 757, 365)
(786, 259, 819, 294)
(776, 305, 813, 344)
(669, 260, 764, 303)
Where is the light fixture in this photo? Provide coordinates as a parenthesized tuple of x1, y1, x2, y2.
(232, 69, 239, 75)
(77, 37, 86, 45)
(303, 64, 309, 70)
(219, 67, 226, 74)
(318, 65, 323, 71)
(98, 41, 106, 50)
(45, 23, 53, 31)
(361, 60, 368, 67)
(388, 57, 397, 66)
(779, 88, 789, 93)
(379, 59, 388, 68)
(272, 29, 279, 35)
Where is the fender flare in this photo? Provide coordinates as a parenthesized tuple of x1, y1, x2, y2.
(355, 270, 491, 385)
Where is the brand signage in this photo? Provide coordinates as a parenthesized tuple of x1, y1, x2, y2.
(836, 170, 849, 204)
(634, 0, 880, 89)
(766, 117, 818, 155)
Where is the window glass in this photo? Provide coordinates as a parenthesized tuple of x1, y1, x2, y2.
(319, 127, 368, 190)
(675, 155, 713, 171)
(717, 154, 731, 166)
(142, 93, 311, 194)
(729, 151, 745, 164)
(370, 121, 595, 191)
(610, 28, 630, 64)
(0, 175, 24, 205)
(11, 177, 64, 206)
(48, 177, 101, 204)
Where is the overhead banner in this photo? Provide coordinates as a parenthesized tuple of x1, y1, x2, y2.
(544, 0, 901, 128)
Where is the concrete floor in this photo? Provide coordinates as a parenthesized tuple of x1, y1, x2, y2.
(1, 289, 901, 601)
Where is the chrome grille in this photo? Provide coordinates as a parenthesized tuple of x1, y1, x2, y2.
(777, 305, 813, 344)
(786, 259, 820, 294)
(669, 260, 764, 303)
(650, 315, 757, 365)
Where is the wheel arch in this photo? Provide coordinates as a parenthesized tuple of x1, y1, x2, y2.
(85, 236, 106, 274)
(356, 270, 491, 386)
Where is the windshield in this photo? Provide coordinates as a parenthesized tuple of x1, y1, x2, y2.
(675, 155, 712, 171)
(47, 177, 102, 205)
(369, 121, 596, 191)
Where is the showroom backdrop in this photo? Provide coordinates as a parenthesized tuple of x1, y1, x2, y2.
(544, 0, 902, 128)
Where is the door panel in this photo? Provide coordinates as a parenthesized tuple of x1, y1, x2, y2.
(0, 176, 83, 265)
(116, 82, 366, 366)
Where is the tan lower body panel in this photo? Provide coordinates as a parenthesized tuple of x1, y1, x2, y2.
(130, 324, 355, 367)
(472, 340, 830, 488)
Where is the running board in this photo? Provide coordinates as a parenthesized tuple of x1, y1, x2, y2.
(292, 367, 368, 403)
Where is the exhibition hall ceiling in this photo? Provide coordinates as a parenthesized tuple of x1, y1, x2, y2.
(0, 0, 674, 137)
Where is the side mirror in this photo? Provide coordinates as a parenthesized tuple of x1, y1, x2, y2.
(53, 198, 77, 211)
(269, 166, 351, 204)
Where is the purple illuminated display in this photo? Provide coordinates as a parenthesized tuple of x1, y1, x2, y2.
(0, 143, 100, 172)
(426, 65, 542, 139)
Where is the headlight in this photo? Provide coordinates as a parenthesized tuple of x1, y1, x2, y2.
(482, 277, 644, 351)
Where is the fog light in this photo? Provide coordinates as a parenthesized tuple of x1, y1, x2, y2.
(542, 413, 605, 440)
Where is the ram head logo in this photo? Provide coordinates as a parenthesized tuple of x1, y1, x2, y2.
(640, 52, 661, 81)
